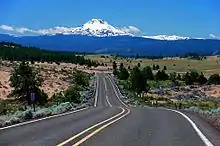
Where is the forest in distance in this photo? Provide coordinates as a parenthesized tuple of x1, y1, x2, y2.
(0, 42, 98, 67)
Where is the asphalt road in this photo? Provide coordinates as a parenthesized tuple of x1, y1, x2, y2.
(0, 73, 219, 146)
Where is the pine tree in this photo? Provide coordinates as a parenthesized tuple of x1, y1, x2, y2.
(119, 63, 124, 71)
(170, 72, 177, 82)
(118, 63, 129, 80)
(113, 61, 117, 70)
(197, 73, 207, 85)
(113, 69, 118, 76)
(208, 74, 220, 85)
(155, 70, 169, 81)
(182, 72, 192, 85)
(190, 70, 199, 83)
(177, 74, 182, 80)
(9, 61, 46, 105)
(156, 65, 160, 70)
(130, 66, 147, 95)
(163, 66, 167, 70)
(152, 65, 156, 70)
(119, 68, 130, 80)
(142, 66, 154, 80)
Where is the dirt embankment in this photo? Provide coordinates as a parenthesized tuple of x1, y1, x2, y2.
(0, 61, 112, 100)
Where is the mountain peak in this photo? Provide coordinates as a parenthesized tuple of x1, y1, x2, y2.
(85, 19, 108, 25)
(77, 18, 131, 37)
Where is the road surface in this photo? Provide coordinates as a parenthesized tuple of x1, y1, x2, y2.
(0, 73, 219, 146)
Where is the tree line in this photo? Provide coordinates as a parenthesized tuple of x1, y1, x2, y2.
(113, 61, 220, 96)
(0, 42, 98, 67)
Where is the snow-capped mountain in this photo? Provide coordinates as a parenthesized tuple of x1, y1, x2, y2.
(38, 19, 132, 37)
(74, 19, 132, 37)
(0, 18, 210, 40)
(142, 35, 191, 41)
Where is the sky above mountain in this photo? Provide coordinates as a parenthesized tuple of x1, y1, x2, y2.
(0, 0, 219, 38)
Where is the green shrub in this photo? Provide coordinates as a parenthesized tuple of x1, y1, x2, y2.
(208, 74, 220, 85)
(0, 101, 7, 115)
(23, 109, 33, 120)
(64, 86, 81, 103)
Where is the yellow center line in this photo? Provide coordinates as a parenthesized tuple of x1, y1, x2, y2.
(73, 108, 131, 146)
(56, 107, 125, 146)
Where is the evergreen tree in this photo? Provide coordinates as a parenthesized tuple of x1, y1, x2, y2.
(113, 69, 118, 76)
(119, 63, 124, 71)
(208, 74, 220, 85)
(190, 70, 199, 83)
(128, 66, 131, 70)
(113, 61, 117, 70)
(142, 66, 154, 80)
(118, 63, 129, 80)
(177, 74, 182, 80)
(155, 70, 169, 81)
(156, 65, 160, 70)
(118, 68, 130, 80)
(197, 73, 207, 85)
(163, 66, 167, 70)
(0, 42, 98, 67)
(130, 66, 147, 95)
(9, 61, 46, 105)
(182, 72, 193, 85)
(182, 70, 199, 85)
(170, 72, 177, 82)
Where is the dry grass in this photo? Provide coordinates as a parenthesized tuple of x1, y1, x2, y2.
(205, 85, 220, 98)
(85, 55, 220, 75)
(0, 71, 12, 99)
(0, 61, 104, 100)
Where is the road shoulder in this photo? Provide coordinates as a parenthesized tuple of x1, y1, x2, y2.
(183, 110, 220, 146)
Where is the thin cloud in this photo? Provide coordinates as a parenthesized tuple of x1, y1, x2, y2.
(121, 26, 141, 34)
(0, 25, 14, 31)
(209, 34, 220, 39)
(36, 26, 75, 35)
(0, 24, 141, 35)
(16, 27, 33, 33)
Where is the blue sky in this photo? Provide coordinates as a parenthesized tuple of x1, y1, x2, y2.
(0, 0, 220, 38)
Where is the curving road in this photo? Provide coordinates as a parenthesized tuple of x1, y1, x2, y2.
(0, 73, 219, 146)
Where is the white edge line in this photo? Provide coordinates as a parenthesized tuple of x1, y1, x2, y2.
(168, 109, 214, 146)
(103, 77, 108, 92)
(94, 74, 98, 107)
(106, 75, 128, 107)
(0, 107, 87, 131)
(1, 73, 98, 130)
(106, 95, 112, 107)
(103, 77, 112, 107)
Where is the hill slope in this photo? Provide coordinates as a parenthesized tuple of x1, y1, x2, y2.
(1, 34, 220, 56)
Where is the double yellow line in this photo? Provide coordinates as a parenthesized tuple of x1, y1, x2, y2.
(57, 107, 130, 146)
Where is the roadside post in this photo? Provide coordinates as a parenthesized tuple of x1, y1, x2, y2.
(31, 92, 36, 112)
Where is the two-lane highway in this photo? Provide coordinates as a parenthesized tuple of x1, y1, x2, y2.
(0, 73, 219, 146)
(0, 73, 129, 146)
